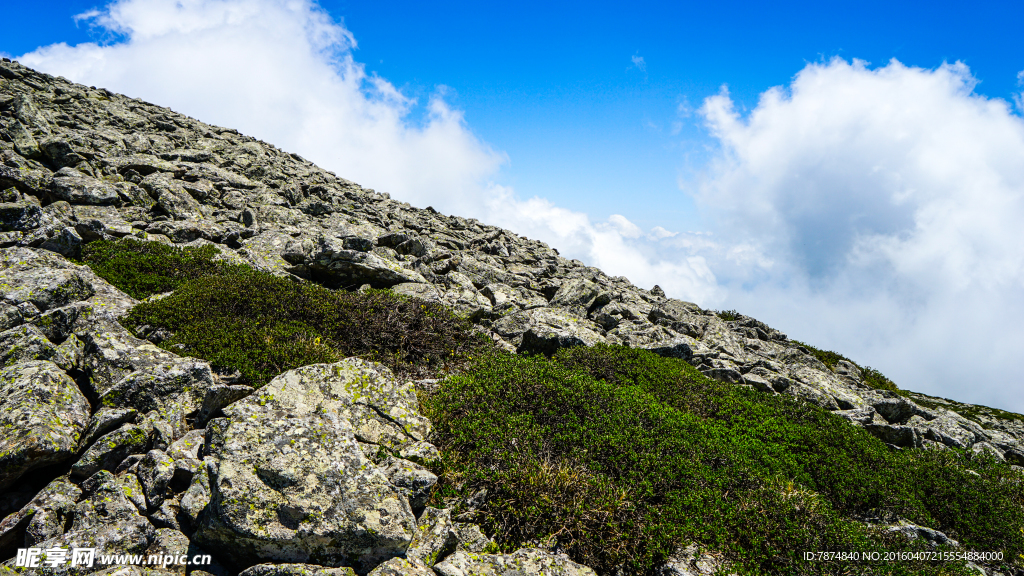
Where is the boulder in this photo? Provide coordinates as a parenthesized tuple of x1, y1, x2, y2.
(193, 359, 420, 572)
(0, 476, 80, 557)
(368, 558, 434, 576)
(434, 549, 597, 576)
(49, 167, 120, 205)
(518, 308, 604, 355)
(0, 360, 90, 491)
(240, 564, 357, 576)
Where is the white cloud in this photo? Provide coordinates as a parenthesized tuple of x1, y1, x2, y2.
(19, 0, 503, 217)
(698, 58, 1024, 411)
(631, 54, 646, 73)
(16, 0, 722, 304)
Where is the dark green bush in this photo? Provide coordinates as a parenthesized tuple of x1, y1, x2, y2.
(716, 309, 742, 321)
(121, 267, 490, 385)
(424, 346, 1023, 575)
(81, 238, 239, 299)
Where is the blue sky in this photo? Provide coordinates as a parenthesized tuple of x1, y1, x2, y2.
(4, 0, 1024, 411)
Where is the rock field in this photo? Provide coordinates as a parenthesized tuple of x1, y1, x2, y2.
(1, 58, 1021, 576)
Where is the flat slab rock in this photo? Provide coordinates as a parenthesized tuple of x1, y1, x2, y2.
(193, 359, 423, 572)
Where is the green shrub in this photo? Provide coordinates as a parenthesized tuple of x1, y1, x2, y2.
(121, 267, 489, 385)
(83, 238, 490, 385)
(423, 346, 1023, 575)
(716, 309, 742, 321)
(80, 238, 239, 299)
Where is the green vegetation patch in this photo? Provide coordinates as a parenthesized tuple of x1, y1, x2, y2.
(85, 238, 489, 385)
(424, 345, 1024, 575)
(80, 238, 239, 299)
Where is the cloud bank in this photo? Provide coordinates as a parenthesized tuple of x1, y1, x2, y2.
(698, 59, 1024, 411)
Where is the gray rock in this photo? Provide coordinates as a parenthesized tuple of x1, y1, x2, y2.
(0, 323, 58, 367)
(309, 235, 428, 288)
(886, 523, 959, 547)
(23, 470, 155, 575)
(197, 383, 254, 425)
(138, 449, 176, 512)
(864, 423, 923, 449)
(193, 359, 419, 572)
(79, 407, 140, 453)
(434, 549, 597, 576)
(145, 528, 192, 574)
(72, 424, 152, 479)
(0, 360, 90, 491)
(167, 429, 206, 461)
(141, 172, 207, 220)
(0, 476, 80, 555)
(49, 166, 120, 205)
(118, 471, 148, 513)
(407, 507, 457, 566)
(179, 463, 211, 524)
(658, 544, 733, 576)
(453, 523, 494, 552)
(641, 335, 710, 363)
(380, 456, 438, 511)
(518, 308, 604, 355)
(240, 564, 357, 576)
(368, 558, 434, 576)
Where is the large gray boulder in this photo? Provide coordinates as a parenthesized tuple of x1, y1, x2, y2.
(0, 360, 90, 491)
(193, 359, 421, 572)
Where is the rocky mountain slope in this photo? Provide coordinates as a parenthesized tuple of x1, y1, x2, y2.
(1, 58, 1022, 576)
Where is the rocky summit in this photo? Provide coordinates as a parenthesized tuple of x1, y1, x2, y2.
(1, 58, 1022, 576)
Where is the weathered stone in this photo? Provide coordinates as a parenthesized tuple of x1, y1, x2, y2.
(407, 507, 457, 567)
(0, 476, 80, 556)
(886, 523, 958, 547)
(367, 558, 434, 576)
(193, 359, 419, 572)
(0, 360, 90, 491)
(239, 564, 357, 576)
(145, 528, 192, 575)
(380, 456, 438, 511)
(0, 323, 58, 367)
(518, 308, 604, 355)
(179, 463, 211, 524)
(79, 408, 140, 453)
(137, 449, 176, 512)
(22, 470, 155, 575)
(141, 172, 206, 220)
(167, 429, 206, 461)
(72, 424, 152, 479)
(658, 544, 733, 576)
(452, 523, 493, 552)
(309, 235, 428, 288)
(49, 166, 120, 205)
(434, 549, 597, 576)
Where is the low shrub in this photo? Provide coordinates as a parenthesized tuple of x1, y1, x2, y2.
(84, 238, 489, 385)
(80, 238, 239, 299)
(423, 345, 1024, 575)
(121, 267, 490, 385)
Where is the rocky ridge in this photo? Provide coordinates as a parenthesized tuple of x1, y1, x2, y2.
(1, 58, 1022, 575)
